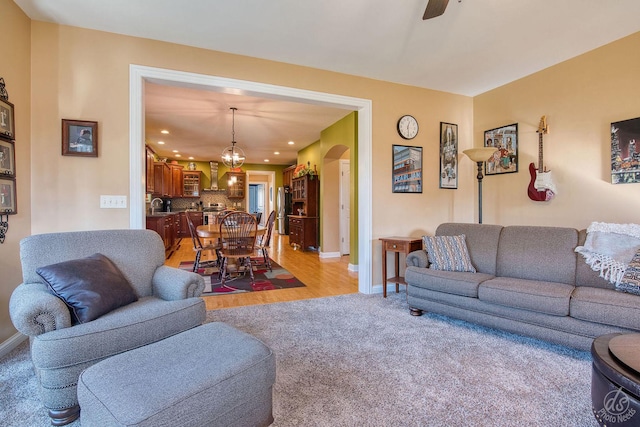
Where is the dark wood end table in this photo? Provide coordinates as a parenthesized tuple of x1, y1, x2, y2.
(379, 237, 422, 298)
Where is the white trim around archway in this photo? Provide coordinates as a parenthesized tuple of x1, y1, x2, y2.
(129, 64, 373, 294)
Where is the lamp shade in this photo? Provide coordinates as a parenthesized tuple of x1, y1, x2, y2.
(463, 147, 498, 162)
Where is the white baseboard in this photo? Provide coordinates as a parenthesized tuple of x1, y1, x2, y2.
(0, 332, 27, 358)
(319, 250, 341, 259)
(348, 263, 358, 272)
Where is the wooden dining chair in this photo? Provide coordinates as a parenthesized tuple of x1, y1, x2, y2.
(185, 210, 220, 272)
(217, 211, 258, 289)
(254, 210, 276, 272)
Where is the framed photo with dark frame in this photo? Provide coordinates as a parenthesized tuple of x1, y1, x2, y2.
(0, 177, 17, 214)
(484, 123, 518, 175)
(392, 144, 423, 193)
(611, 117, 640, 184)
(0, 139, 15, 176)
(439, 122, 458, 189)
(0, 98, 15, 141)
(62, 119, 98, 157)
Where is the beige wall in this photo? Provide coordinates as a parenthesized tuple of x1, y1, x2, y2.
(474, 32, 640, 229)
(0, 1, 31, 343)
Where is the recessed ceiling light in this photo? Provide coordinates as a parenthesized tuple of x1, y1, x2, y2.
(172, 150, 179, 153)
(188, 156, 194, 160)
(175, 154, 181, 157)
(161, 130, 169, 134)
(264, 159, 270, 162)
(288, 141, 295, 145)
(158, 141, 165, 145)
(274, 151, 280, 155)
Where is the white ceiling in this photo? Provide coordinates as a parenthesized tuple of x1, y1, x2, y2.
(15, 0, 640, 164)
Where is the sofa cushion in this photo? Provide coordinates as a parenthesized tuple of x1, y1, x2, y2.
(496, 226, 578, 284)
(436, 223, 503, 275)
(36, 253, 138, 324)
(478, 277, 574, 316)
(618, 248, 640, 295)
(570, 286, 640, 330)
(405, 266, 492, 298)
(422, 235, 476, 272)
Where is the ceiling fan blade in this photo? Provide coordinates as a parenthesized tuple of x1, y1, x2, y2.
(423, 0, 449, 20)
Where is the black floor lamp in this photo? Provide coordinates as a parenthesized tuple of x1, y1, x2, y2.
(463, 147, 498, 224)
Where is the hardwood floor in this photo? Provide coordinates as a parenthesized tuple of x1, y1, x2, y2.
(165, 233, 359, 311)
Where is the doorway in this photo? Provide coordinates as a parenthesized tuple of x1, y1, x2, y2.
(129, 65, 373, 294)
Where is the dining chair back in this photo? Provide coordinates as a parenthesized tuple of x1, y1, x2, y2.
(255, 210, 276, 271)
(218, 212, 258, 288)
(186, 210, 219, 271)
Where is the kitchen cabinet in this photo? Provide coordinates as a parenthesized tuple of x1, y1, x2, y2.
(283, 164, 296, 188)
(153, 162, 171, 197)
(170, 164, 183, 197)
(145, 146, 155, 193)
(183, 171, 202, 197)
(225, 172, 245, 199)
(146, 213, 178, 255)
(289, 175, 319, 250)
(153, 162, 183, 198)
(178, 211, 203, 238)
(289, 215, 318, 251)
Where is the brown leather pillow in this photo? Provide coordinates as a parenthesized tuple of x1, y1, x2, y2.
(36, 253, 138, 324)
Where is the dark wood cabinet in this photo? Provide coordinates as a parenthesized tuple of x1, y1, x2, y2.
(289, 175, 319, 250)
(145, 146, 155, 193)
(178, 211, 203, 238)
(153, 162, 171, 197)
(153, 162, 183, 198)
(146, 213, 179, 255)
(170, 164, 183, 197)
(225, 172, 245, 199)
(289, 215, 318, 251)
(283, 164, 296, 188)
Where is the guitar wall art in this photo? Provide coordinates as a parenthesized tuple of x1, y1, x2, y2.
(527, 116, 557, 202)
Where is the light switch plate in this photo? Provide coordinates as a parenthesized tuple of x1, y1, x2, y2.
(100, 195, 127, 208)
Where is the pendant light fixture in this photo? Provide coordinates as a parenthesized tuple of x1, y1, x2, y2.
(221, 107, 245, 170)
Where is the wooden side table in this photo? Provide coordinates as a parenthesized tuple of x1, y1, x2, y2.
(379, 237, 422, 298)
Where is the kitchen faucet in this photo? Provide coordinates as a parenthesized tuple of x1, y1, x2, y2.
(150, 198, 163, 215)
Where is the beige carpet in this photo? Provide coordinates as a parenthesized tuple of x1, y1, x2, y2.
(1, 292, 597, 426)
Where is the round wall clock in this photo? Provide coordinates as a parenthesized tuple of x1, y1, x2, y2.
(397, 115, 419, 140)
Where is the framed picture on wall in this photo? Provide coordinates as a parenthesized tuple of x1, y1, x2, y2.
(484, 123, 518, 175)
(392, 145, 422, 193)
(0, 177, 17, 214)
(0, 98, 15, 141)
(62, 119, 98, 157)
(0, 139, 15, 176)
(439, 122, 458, 189)
(611, 117, 640, 184)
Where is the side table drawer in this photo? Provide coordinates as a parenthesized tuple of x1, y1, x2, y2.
(384, 240, 411, 252)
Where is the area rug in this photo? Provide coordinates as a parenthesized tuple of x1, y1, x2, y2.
(179, 259, 306, 295)
(0, 293, 598, 427)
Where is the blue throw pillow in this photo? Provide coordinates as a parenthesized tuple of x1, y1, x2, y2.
(36, 253, 138, 324)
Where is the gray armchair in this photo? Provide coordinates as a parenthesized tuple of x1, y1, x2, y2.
(9, 229, 206, 426)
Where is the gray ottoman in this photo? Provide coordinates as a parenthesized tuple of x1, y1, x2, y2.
(77, 322, 276, 427)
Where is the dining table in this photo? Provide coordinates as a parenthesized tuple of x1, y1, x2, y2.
(196, 224, 267, 240)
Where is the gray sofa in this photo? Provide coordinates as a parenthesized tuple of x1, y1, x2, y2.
(405, 223, 640, 351)
(9, 229, 206, 425)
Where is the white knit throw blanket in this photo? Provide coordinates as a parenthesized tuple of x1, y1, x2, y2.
(575, 222, 640, 285)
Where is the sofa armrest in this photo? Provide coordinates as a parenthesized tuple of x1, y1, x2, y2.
(406, 250, 429, 268)
(152, 265, 205, 300)
(9, 282, 72, 336)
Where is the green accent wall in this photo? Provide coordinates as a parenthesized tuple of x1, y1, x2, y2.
(297, 111, 358, 265)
